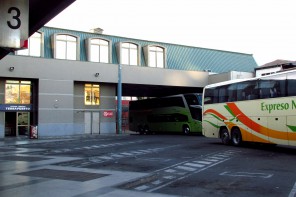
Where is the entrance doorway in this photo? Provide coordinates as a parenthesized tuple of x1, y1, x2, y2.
(5, 112, 30, 137)
(84, 112, 100, 134)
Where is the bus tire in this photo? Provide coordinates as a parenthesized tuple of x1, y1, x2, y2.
(183, 125, 190, 135)
(220, 127, 230, 145)
(231, 127, 242, 146)
(144, 125, 150, 135)
(138, 126, 144, 135)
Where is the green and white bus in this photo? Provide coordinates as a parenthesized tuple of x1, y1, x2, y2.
(129, 93, 202, 134)
(202, 69, 296, 146)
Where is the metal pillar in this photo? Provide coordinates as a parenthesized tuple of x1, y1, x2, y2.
(117, 64, 122, 134)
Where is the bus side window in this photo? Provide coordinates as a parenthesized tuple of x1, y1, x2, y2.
(228, 84, 237, 102)
(263, 74, 286, 97)
(287, 72, 296, 96)
(218, 85, 228, 103)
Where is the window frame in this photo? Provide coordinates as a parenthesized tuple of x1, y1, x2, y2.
(143, 45, 167, 68)
(16, 31, 44, 57)
(51, 33, 80, 60)
(5, 80, 32, 104)
(85, 37, 112, 63)
(116, 42, 140, 66)
(84, 84, 100, 106)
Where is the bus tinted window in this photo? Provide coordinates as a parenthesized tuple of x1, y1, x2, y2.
(287, 72, 296, 96)
(259, 80, 273, 99)
(237, 80, 258, 101)
(263, 74, 286, 98)
(228, 84, 237, 101)
(259, 79, 286, 98)
(219, 85, 229, 103)
(184, 94, 201, 105)
(204, 88, 219, 104)
(162, 97, 185, 108)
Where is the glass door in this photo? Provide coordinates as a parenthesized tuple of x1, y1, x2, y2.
(17, 112, 30, 136)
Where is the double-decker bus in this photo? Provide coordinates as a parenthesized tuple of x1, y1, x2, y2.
(129, 93, 202, 134)
(202, 70, 296, 146)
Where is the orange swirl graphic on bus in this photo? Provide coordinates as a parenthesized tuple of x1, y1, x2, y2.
(203, 109, 227, 121)
(226, 102, 296, 141)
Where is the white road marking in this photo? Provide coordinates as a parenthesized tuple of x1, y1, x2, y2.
(152, 180, 163, 185)
(135, 185, 150, 191)
(165, 169, 176, 173)
(220, 171, 273, 178)
(194, 161, 212, 165)
(185, 162, 205, 168)
(288, 182, 296, 197)
(176, 165, 196, 172)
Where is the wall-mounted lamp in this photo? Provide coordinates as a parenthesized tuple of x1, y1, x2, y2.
(95, 73, 100, 77)
(9, 67, 14, 72)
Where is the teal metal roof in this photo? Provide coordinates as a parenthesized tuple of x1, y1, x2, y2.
(41, 26, 258, 73)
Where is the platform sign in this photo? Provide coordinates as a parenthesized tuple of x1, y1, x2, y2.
(0, 0, 29, 49)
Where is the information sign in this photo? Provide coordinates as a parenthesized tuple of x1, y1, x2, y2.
(0, 0, 29, 49)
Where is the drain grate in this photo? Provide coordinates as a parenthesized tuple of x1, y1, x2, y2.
(17, 169, 109, 182)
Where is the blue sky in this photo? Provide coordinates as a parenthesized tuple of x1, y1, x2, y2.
(46, 0, 296, 65)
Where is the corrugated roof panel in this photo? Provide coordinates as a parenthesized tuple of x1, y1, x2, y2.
(41, 26, 258, 73)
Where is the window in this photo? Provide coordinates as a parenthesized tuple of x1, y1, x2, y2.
(52, 34, 80, 60)
(16, 32, 43, 57)
(218, 85, 229, 103)
(204, 87, 219, 104)
(5, 80, 31, 104)
(116, 42, 139, 65)
(86, 38, 110, 63)
(287, 72, 296, 96)
(237, 80, 258, 101)
(143, 45, 166, 68)
(149, 46, 164, 68)
(84, 84, 100, 105)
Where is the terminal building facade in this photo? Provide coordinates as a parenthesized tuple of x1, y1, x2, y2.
(0, 26, 258, 138)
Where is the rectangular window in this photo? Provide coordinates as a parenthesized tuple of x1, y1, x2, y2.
(156, 51, 164, 68)
(204, 87, 219, 104)
(148, 46, 164, 68)
(121, 43, 138, 65)
(90, 45, 100, 62)
(100, 45, 109, 63)
(122, 48, 129, 65)
(55, 34, 77, 60)
(56, 40, 67, 59)
(16, 32, 42, 57)
(287, 72, 296, 96)
(89, 39, 109, 63)
(84, 84, 100, 105)
(130, 49, 138, 65)
(149, 51, 156, 67)
(5, 80, 31, 104)
(67, 41, 77, 60)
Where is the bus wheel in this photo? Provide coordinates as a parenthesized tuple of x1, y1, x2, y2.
(144, 126, 150, 135)
(183, 125, 190, 135)
(231, 127, 242, 146)
(220, 127, 230, 145)
(138, 126, 144, 135)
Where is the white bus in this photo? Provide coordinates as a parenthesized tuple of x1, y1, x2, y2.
(202, 70, 296, 146)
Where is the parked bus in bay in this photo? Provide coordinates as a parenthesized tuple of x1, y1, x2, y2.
(129, 93, 202, 134)
(202, 69, 296, 146)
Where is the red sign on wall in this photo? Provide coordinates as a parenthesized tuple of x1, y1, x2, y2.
(103, 111, 114, 118)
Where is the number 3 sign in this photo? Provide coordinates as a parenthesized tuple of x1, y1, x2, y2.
(0, 0, 28, 49)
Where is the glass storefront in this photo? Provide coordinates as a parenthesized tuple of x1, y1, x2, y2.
(3, 80, 33, 137)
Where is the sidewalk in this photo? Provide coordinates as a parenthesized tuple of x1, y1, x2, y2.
(0, 131, 136, 147)
(0, 132, 179, 197)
